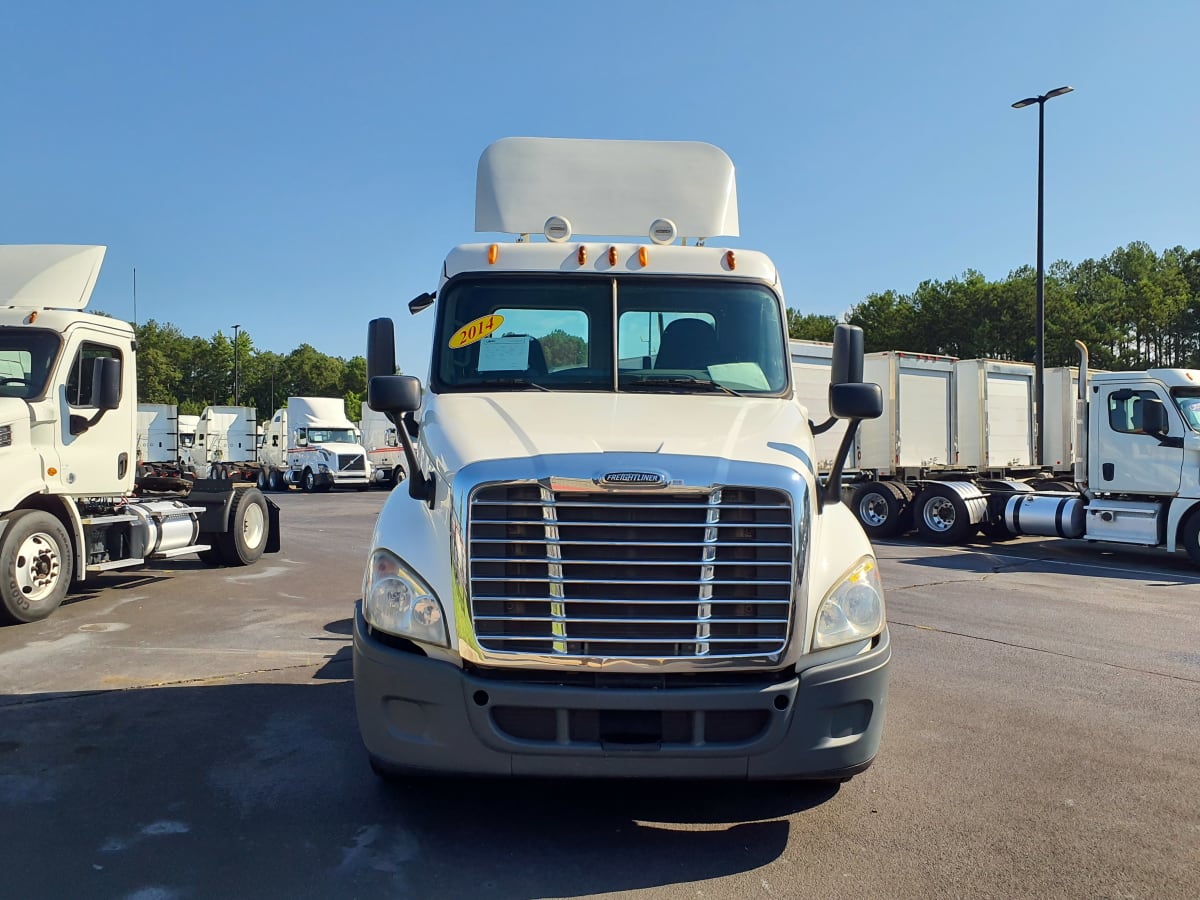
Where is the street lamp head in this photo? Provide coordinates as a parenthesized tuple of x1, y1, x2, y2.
(1011, 97, 1039, 109)
(1045, 85, 1074, 100)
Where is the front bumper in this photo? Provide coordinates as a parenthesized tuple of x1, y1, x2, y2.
(353, 604, 890, 779)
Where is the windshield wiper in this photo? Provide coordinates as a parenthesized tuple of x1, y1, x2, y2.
(474, 378, 551, 392)
(621, 376, 742, 396)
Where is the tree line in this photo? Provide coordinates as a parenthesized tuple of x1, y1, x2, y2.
(133, 319, 367, 420)
(788, 241, 1200, 371)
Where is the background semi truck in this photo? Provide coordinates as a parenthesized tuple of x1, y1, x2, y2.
(258, 398, 371, 491)
(358, 404, 406, 489)
(791, 339, 1200, 563)
(0, 244, 280, 624)
(354, 137, 890, 782)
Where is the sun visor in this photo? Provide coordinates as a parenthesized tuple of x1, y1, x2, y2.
(0, 244, 107, 309)
(475, 138, 739, 240)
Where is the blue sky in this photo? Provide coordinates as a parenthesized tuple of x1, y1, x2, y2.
(4, 1, 1198, 377)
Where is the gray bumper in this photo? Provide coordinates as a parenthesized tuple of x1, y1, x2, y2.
(353, 605, 889, 780)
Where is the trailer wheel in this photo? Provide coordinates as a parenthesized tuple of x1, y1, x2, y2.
(301, 468, 316, 493)
(269, 470, 285, 491)
(218, 489, 270, 566)
(915, 484, 974, 543)
(852, 481, 911, 539)
(0, 510, 74, 624)
(256, 468, 268, 490)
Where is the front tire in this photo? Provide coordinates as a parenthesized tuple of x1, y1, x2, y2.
(1181, 513, 1200, 568)
(0, 510, 74, 625)
(301, 468, 316, 493)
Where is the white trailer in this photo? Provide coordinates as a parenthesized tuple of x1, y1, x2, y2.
(0, 244, 280, 624)
(189, 405, 258, 479)
(137, 403, 179, 467)
(355, 137, 890, 783)
(359, 405, 406, 489)
(257, 398, 371, 492)
(953, 358, 1035, 472)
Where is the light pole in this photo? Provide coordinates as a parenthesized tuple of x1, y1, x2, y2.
(1012, 85, 1073, 467)
(231, 324, 242, 406)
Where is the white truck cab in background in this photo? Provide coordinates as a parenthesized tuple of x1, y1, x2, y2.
(354, 138, 888, 782)
(258, 397, 371, 492)
(359, 404, 406, 489)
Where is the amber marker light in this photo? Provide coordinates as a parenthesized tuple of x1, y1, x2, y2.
(577, 246, 587, 265)
(487, 244, 499, 265)
(28, 311, 38, 324)
(608, 246, 618, 266)
(638, 247, 648, 267)
(724, 251, 736, 270)
(47, 467, 57, 476)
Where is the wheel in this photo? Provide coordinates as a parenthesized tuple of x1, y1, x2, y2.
(914, 484, 975, 543)
(217, 489, 270, 566)
(0, 510, 74, 624)
(256, 468, 268, 490)
(268, 470, 284, 492)
(851, 481, 911, 539)
(196, 535, 225, 566)
(1181, 514, 1200, 568)
(302, 468, 316, 493)
(390, 466, 406, 489)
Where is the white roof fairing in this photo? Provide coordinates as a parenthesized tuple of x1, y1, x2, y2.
(475, 138, 740, 239)
(0, 245, 107, 309)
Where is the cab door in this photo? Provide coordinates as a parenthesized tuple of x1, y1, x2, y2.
(53, 336, 135, 494)
(1091, 383, 1183, 495)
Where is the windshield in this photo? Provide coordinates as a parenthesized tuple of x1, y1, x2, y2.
(0, 328, 62, 400)
(302, 428, 358, 444)
(432, 275, 789, 395)
(1172, 388, 1200, 432)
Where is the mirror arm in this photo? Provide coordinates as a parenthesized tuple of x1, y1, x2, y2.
(810, 416, 837, 436)
(382, 409, 435, 507)
(821, 419, 862, 509)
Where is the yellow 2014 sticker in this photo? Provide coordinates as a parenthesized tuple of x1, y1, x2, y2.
(449, 314, 504, 349)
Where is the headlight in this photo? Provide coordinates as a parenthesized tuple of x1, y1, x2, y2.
(362, 549, 449, 647)
(812, 555, 885, 650)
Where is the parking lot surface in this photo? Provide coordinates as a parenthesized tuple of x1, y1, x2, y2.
(1, 491, 1197, 899)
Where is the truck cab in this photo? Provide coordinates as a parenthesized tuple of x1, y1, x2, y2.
(354, 138, 888, 781)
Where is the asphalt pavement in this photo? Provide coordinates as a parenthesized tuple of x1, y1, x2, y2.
(1, 491, 1197, 899)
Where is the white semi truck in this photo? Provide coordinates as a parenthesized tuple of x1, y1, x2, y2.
(354, 137, 890, 782)
(359, 405, 406, 489)
(258, 398, 371, 491)
(0, 244, 280, 624)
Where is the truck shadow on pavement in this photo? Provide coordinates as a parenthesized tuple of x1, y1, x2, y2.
(0, 677, 834, 900)
(878, 536, 1200, 585)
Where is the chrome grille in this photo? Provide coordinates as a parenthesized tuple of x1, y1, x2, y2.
(338, 453, 365, 471)
(468, 484, 794, 659)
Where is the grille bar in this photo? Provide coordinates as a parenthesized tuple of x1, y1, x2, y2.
(469, 484, 794, 661)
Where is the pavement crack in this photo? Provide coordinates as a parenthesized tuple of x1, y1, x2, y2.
(890, 619, 1200, 685)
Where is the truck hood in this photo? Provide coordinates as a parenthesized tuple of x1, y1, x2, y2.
(424, 393, 819, 477)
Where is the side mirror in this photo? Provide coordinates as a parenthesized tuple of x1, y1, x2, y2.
(830, 382, 883, 420)
(91, 357, 122, 410)
(369, 375, 422, 414)
(367, 318, 397, 381)
(1140, 398, 1168, 435)
(297, 433, 308, 447)
(409, 292, 436, 315)
(830, 323, 865, 385)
